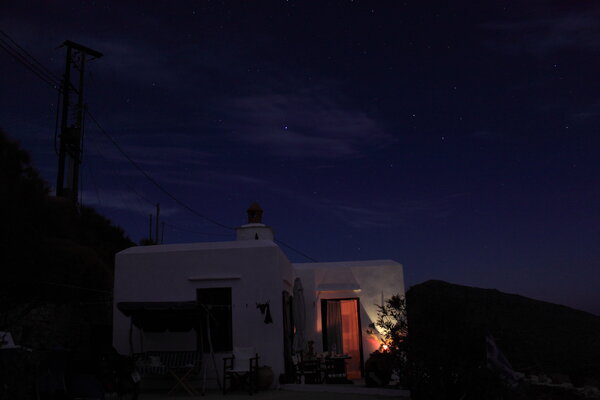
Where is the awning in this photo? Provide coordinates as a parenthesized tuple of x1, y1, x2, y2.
(317, 283, 361, 292)
(117, 301, 202, 332)
(317, 268, 361, 292)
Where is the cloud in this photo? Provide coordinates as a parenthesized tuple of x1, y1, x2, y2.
(147, 170, 268, 189)
(330, 205, 403, 228)
(80, 189, 178, 216)
(85, 133, 213, 168)
(118, 144, 212, 167)
(328, 196, 462, 229)
(572, 99, 600, 121)
(206, 171, 269, 186)
(221, 91, 393, 158)
(273, 190, 471, 229)
(79, 189, 143, 212)
(481, 11, 600, 54)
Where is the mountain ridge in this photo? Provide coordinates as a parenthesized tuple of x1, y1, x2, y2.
(406, 279, 600, 382)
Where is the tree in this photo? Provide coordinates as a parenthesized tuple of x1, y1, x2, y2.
(366, 294, 409, 387)
(374, 294, 408, 353)
(0, 129, 133, 336)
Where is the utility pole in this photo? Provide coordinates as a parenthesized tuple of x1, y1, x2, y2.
(155, 203, 160, 244)
(56, 40, 102, 204)
(148, 214, 153, 242)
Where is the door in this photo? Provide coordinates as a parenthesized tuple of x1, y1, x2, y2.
(321, 298, 363, 379)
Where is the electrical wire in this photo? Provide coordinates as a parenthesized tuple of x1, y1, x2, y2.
(82, 162, 103, 209)
(163, 222, 232, 237)
(0, 29, 319, 262)
(85, 132, 154, 217)
(163, 223, 317, 260)
(86, 134, 157, 210)
(87, 109, 319, 260)
(85, 110, 234, 231)
(274, 238, 319, 262)
(0, 37, 61, 90)
(53, 89, 62, 156)
(0, 30, 63, 83)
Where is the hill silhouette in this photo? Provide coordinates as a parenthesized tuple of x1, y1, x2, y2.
(0, 129, 133, 345)
(406, 280, 600, 384)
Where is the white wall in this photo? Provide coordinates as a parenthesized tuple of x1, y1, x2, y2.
(113, 240, 289, 382)
(235, 224, 274, 241)
(113, 242, 403, 384)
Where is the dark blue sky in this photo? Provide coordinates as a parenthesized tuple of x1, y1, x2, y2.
(2, 0, 599, 315)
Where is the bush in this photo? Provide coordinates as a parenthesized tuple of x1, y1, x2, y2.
(370, 294, 408, 386)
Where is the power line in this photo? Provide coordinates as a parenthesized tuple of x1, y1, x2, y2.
(1, 30, 319, 262)
(0, 37, 60, 86)
(87, 111, 319, 261)
(0, 31, 156, 221)
(84, 116, 319, 260)
(0, 33, 61, 91)
(274, 238, 319, 262)
(163, 222, 232, 237)
(81, 161, 103, 209)
(88, 134, 156, 208)
(85, 110, 234, 231)
(163, 222, 318, 261)
(124, 178, 156, 207)
(84, 134, 156, 218)
(0, 40, 60, 90)
(53, 89, 61, 155)
(0, 30, 62, 83)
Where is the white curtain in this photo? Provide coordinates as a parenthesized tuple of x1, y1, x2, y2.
(326, 301, 343, 354)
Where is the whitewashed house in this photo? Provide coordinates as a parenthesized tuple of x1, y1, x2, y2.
(112, 203, 404, 384)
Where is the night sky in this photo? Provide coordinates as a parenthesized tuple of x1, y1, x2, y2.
(2, 1, 599, 315)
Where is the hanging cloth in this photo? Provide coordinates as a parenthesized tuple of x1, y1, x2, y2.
(257, 302, 274, 324)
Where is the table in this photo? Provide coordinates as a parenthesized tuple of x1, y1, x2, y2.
(297, 358, 323, 384)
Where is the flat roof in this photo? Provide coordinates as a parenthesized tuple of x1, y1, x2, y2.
(117, 239, 278, 255)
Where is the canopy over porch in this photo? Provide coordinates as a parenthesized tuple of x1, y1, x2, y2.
(117, 301, 202, 332)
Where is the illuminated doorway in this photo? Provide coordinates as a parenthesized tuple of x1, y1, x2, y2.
(321, 298, 363, 379)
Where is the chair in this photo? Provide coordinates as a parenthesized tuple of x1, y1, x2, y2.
(133, 351, 202, 396)
(162, 351, 202, 396)
(223, 347, 259, 394)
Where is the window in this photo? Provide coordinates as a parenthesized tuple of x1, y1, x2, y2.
(197, 288, 232, 352)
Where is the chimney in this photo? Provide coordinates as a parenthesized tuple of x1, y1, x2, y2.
(236, 202, 274, 241)
(247, 202, 263, 223)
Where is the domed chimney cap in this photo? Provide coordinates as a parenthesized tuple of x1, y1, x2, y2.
(247, 202, 263, 223)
